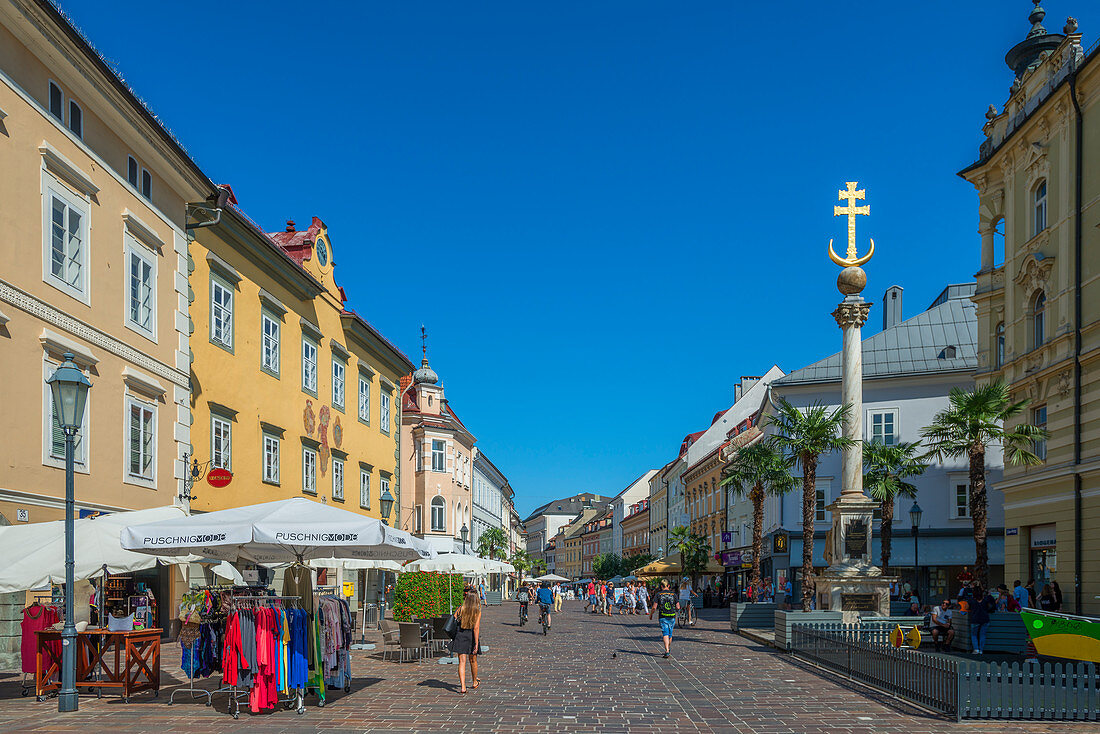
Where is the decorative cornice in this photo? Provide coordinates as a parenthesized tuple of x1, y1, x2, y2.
(832, 300, 871, 329)
(1014, 253, 1055, 293)
(1, 278, 187, 387)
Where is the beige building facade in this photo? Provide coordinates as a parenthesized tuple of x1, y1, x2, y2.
(959, 10, 1100, 612)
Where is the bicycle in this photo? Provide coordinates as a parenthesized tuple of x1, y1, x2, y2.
(677, 600, 696, 628)
(538, 603, 550, 635)
(519, 604, 528, 626)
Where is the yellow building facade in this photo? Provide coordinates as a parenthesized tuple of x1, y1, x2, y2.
(960, 15, 1100, 613)
(189, 206, 414, 529)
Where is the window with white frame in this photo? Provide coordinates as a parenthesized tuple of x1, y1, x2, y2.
(332, 458, 344, 501)
(358, 374, 370, 423)
(211, 415, 232, 470)
(952, 480, 970, 519)
(431, 496, 446, 532)
(301, 338, 318, 394)
(44, 178, 88, 300)
(380, 476, 390, 510)
(126, 238, 155, 337)
(869, 409, 898, 446)
(815, 480, 830, 522)
(432, 440, 445, 472)
(1032, 291, 1046, 349)
(302, 447, 317, 494)
(1033, 180, 1047, 237)
(332, 359, 345, 410)
(127, 398, 155, 482)
(263, 434, 280, 484)
(261, 312, 280, 375)
(380, 391, 391, 434)
(210, 276, 233, 349)
(127, 156, 139, 188)
(45, 357, 87, 467)
(360, 469, 371, 508)
(414, 505, 423, 533)
(141, 169, 152, 200)
(68, 100, 83, 139)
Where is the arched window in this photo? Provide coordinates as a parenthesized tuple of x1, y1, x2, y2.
(430, 496, 445, 532)
(1033, 181, 1047, 237)
(993, 217, 1006, 268)
(995, 322, 1005, 367)
(1032, 291, 1046, 348)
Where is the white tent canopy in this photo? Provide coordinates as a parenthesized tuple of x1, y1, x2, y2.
(121, 498, 434, 564)
(0, 506, 193, 594)
(404, 555, 501, 574)
(532, 573, 570, 583)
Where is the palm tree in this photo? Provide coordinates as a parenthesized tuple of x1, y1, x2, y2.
(476, 526, 509, 560)
(921, 381, 1048, 589)
(768, 397, 854, 612)
(509, 549, 533, 583)
(668, 526, 708, 588)
(722, 441, 796, 596)
(863, 441, 928, 574)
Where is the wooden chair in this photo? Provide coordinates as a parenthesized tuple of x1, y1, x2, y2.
(379, 620, 401, 662)
(398, 622, 428, 662)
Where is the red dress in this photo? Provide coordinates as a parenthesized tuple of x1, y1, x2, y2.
(21, 605, 59, 674)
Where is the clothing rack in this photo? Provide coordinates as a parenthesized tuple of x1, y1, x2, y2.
(222, 594, 306, 719)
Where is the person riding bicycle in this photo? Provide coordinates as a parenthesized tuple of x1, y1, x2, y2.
(536, 581, 554, 630)
(678, 579, 695, 625)
(516, 584, 531, 623)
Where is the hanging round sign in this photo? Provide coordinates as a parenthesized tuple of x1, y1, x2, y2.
(207, 468, 233, 488)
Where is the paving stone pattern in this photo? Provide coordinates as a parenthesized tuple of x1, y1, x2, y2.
(0, 602, 1082, 733)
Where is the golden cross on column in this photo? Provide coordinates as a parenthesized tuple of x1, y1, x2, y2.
(834, 182, 869, 260)
(828, 181, 875, 268)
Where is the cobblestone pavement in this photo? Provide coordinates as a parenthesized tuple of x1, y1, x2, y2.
(0, 602, 1091, 733)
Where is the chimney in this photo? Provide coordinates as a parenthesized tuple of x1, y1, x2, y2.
(734, 376, 762, 402)
(883, 285, 903, 330)
(285, 219, 296, 232)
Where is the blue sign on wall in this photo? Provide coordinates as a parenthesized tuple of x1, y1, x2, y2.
(721, 531, 732, 544)
(79, 509, 107, 519)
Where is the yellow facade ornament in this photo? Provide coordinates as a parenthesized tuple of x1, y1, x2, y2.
(828, 181, 875, 267)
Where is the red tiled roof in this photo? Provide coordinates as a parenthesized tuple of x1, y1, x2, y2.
(679, 430, 705, 457)
(267, 216, 325, 265)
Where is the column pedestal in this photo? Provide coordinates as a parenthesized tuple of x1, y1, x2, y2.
(814, 497, 894, 619)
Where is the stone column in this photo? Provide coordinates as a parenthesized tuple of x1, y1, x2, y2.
(833, 297, 871, 501)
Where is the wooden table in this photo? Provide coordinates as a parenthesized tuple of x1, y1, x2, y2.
(36, 628, 161, 702)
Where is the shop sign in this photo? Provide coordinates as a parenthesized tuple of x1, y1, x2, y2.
(208, 467, 233, 488)
(721, 531, 732, 544)
(722, 550, 742, 566)
(1030, 524, 1057, 549)
(79, 509, 105, 518)
(772, 532, 789, 555)
(741, 550, 753, 564)
(16, 509, 28, 522)
(1006, 528, 1019, 536)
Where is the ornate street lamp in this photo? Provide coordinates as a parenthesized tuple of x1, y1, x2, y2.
(909, 501, 923, 604)
(379, 485, 395, 526)
(46, 353, 91, 714)
(461, 523, 469, 555)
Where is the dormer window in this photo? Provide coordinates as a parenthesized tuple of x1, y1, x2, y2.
(938, 346, 957, 359)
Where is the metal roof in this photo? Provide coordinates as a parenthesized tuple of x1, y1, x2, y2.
(775, 288, 977, 386)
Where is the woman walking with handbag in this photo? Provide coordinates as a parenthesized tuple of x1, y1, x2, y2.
(450, 590, 482, 694)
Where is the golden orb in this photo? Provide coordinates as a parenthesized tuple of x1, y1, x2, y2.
(837, 266, 867, 295)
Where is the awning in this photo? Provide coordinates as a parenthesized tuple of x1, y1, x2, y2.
(786, 534, 1004, 568)
(634, 551, 724, 576)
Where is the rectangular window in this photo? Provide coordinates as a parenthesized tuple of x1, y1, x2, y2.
(263, 434, 280, 484)
(815, 481, 829, 522)
(1034, 181, 1047, 237)
(332, 459, 344, 501)
(126, 241, 155, 336)
(360, 469, 371, 509)
(332, 359, 345, 410)
(210, 277, 233, 349)
(211, 416, 232, 471)
(380, 477, 390, 510)
(432, 440, 445, 472)
(141, 169, 152, 200)
(380, 392, 391, 434)
(952, 482, 970, 519)
(127, 399, 155, 481)
(302, 447, 317, 495)
(49, 81, 63, 120)
(358, 375, 370, 423)
(127, 156, 139, 187)
(1033, 406, 1048, 460)
(45, 184, 87, 298)
(414, 505, 423, 533)
(68, 100, 82, 139)
(869, 409, 898, 446)
(259, 312, 280, 375)
(301, 338, 318, 394)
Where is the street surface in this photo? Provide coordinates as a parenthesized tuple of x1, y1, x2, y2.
(0, 602, 1082, 733)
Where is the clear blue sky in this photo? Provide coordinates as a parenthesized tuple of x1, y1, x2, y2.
(60, 1, 1097, 517)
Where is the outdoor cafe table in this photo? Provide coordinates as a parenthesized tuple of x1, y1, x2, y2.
(36, 627, 161, 702)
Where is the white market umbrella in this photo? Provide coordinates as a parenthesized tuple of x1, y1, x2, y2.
(211, 560, 245, 584)
(486, 559, 515, 573)
(121, 497, 433, 564)
(0, 506, 193, 594)
(532, 573, 570, 583)
(403, 554, 502, 613)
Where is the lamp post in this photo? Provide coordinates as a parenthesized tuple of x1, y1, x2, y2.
(46, 353, 91, 714)
(460, 523, 469, 555)
(379, 485, 394, 526)
(909, 501, 923, 604)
